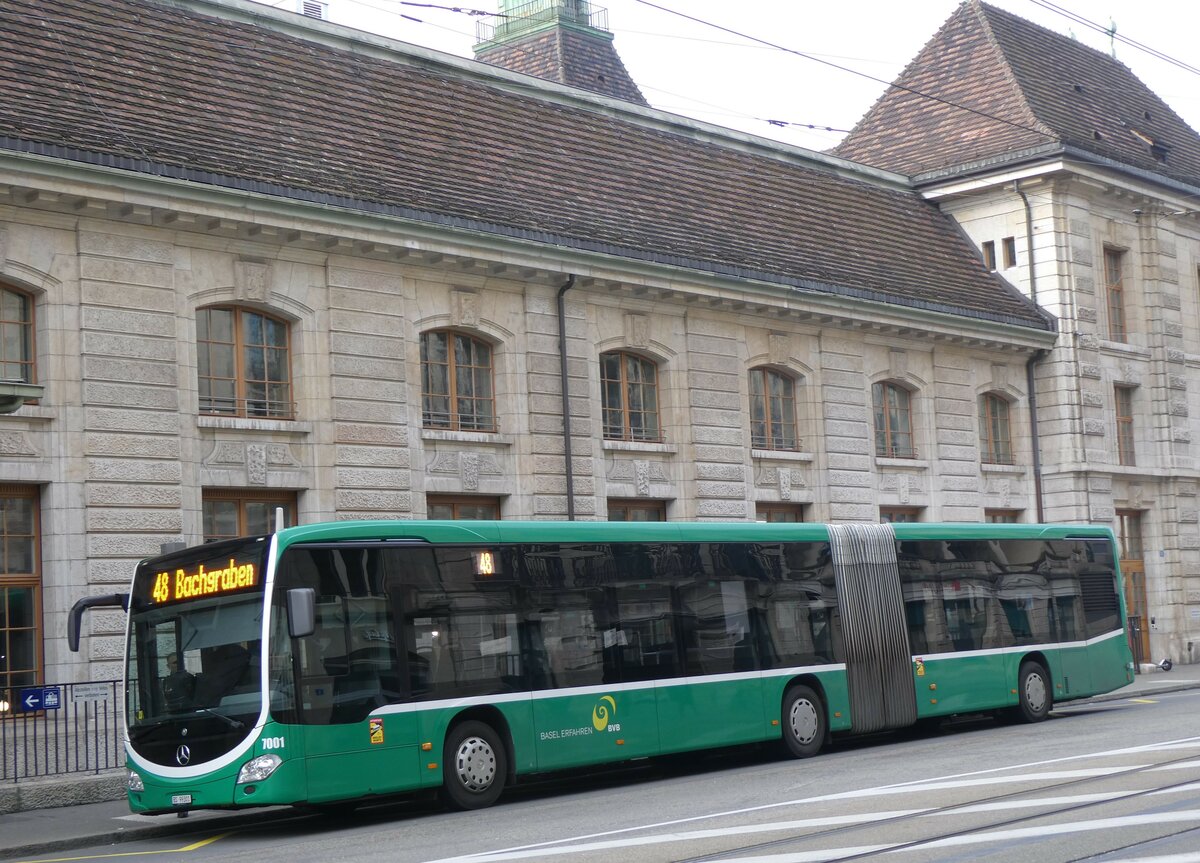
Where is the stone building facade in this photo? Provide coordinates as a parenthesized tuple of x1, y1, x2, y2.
(836, 0, 1200, 666)
(0, 186, 1054, 683)
(2, 0, 1196, 695)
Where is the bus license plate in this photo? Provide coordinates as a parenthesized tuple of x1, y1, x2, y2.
(171, 794, 192, 806)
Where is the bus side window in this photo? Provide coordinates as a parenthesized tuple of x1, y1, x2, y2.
(678, 577, 755, 675)
(614, 582, 676, 681)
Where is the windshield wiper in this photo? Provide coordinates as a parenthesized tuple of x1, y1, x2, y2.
(196, 707, 245, 730)
(128, 719, 174, 742)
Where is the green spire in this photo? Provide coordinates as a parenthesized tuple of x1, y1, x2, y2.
(480, 1, 612, 46)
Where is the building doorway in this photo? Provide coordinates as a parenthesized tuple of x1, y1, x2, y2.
(1116, 510, 1149, 666)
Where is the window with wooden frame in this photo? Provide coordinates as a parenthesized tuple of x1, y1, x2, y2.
(607, 499, 666, 521)
(756, 503, 805, 523)
(880, 506, 921, 523)
(1002, 237, 1017, 269)
(1116, 509, 1144, 560)
(872, 381, 916, 458)
(981, 241, 996, 271)
(420, 330, 497, 432)
(979, 393, 1014, 465)
(601, 351, 661, 442)
(1104, 247, 1127, 341)
(985, 509, 1022, 523)
(197, 306, 293, 419)
(426, 495, 501, 520)
(0, 485, 40, 708)
(0, 284, 35, 385)
(202, 489, 296, 542)
(1115, 385, 1136, 466)
(749, 367, 799, 451)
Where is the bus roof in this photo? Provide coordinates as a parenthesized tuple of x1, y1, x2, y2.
(270, 520, 1117, 549)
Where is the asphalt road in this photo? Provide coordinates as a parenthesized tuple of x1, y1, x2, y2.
(12, 689, 1200, 863)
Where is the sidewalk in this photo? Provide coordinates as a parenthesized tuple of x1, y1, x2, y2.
(2, 664, 1198, 861)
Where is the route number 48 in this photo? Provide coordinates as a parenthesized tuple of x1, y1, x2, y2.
(152, 573, 171, 604)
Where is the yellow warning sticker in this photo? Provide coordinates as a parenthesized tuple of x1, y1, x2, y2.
(369, 718, 384, 745)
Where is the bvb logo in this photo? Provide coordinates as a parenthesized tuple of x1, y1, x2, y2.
(592, 695, 616, 731)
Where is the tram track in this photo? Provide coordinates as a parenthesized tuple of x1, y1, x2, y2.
(676, 743, 1200, 863)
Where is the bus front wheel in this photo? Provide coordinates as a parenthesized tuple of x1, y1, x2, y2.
(782, 685, 826, 758)
(442, 720, 507, 810)
(1013, 661, 1052, 723)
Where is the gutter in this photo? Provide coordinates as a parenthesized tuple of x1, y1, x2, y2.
(557, 275, 577, 521)
(1015, 180, 1046, 522)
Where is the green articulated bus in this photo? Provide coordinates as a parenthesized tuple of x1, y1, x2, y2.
(69, 520, 1134, 814)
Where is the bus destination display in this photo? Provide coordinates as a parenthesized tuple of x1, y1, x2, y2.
(149, 558, 259, 605)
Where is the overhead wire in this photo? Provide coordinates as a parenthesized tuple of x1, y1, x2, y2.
(1028, 0, 1200, 77)
(291, 0, 852, 143)
(630, 0, 1058, 142)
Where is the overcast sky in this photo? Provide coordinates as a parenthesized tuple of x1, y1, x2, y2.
(251, 0, 1200, 153)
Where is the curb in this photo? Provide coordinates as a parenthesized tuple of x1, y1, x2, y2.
(0, 808, 293, 862)
(0, 771, 126, 816)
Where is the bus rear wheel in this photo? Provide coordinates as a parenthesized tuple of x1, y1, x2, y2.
(442, 720, 507, 810)
(1013, 661, 1052, 723)
(782, 685, 826, 758)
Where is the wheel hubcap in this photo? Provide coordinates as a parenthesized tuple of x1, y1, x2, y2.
(454, 736, 497, 793)
(1024, 673, 1047, 713)
(790, 699, 818, 744)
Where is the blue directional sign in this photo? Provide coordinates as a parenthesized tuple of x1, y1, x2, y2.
(19, 687, 61, 711)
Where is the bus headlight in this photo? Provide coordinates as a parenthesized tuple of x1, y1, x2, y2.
(237, 754, 282, 784)
(128, 770, 144, 792)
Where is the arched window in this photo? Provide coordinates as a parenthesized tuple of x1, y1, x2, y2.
(749, 367, 798, 451)
(0, 285, 34, 384)
(872, 381, 915, 458)
(420, 330, 496, 432)
(600, 351, 660, 442)
(197, 306, 293, 418)
(979, 393, 1014, 465)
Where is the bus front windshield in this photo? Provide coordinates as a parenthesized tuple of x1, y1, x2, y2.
(126, 539, 269, 741)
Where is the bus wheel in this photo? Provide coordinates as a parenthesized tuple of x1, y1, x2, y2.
(1014, 661, 1052, 722)
(782, 685, 826, 758)
(442, 720, 507, 810)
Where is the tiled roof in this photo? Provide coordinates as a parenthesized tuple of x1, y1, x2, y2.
(0, 0, 1050, 329)
(835, 0, 1200, 187)
(475, 27, 649, 106)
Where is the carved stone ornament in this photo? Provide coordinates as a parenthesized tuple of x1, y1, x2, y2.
(624, 313, 649, 349)
(247, 444, 268, 485)
(768, 332, 791, 367)
(204, 442, 303, 471)
(451, 289, 479, 328)
(607, 458, 668, 495)
(880, 472, 922, 504)
(0, 431, 38, 457)
(426, 451, 504, 488)
(234, 260, 271, 303)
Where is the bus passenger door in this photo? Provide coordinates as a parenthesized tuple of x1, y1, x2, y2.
(660, 578, 765, 751)
(298, 592, 419, 801)
(532, 598, 657, 770)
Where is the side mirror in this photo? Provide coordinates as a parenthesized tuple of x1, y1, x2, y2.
(68, 593, 130, 652)
(287, 588, 316, 638)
